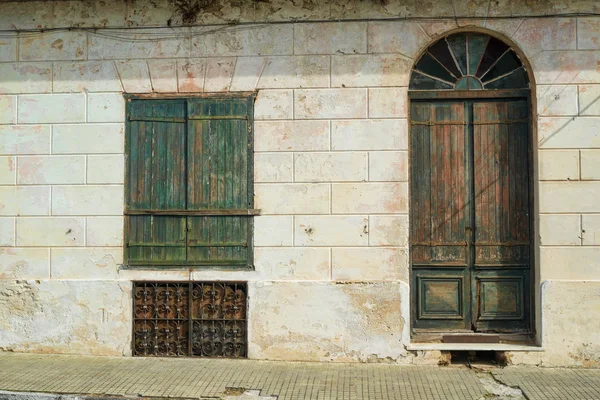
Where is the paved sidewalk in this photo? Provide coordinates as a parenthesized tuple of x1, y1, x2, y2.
(0, 353, 599, 400)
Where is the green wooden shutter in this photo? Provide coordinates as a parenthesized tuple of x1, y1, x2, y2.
(125, 95, 256, 269)
(186, 98, 254, 267)
(126, 100, 187, 265)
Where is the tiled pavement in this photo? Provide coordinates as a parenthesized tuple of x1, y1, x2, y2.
(0, 352, 598, 400)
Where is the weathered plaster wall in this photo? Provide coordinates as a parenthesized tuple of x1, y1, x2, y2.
(0, 0, 600, 366)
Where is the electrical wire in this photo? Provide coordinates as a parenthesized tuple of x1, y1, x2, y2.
(0, 12, 599, 40)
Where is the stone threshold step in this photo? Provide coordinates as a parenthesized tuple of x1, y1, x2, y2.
(406, 343, 544, 351)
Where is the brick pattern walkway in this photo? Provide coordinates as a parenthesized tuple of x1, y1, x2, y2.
(0, 353, 599, 400)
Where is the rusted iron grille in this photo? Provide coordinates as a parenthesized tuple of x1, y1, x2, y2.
(133, 281, 247, 358)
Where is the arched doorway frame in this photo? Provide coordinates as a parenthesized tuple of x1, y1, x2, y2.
(406, 27, 540, 344)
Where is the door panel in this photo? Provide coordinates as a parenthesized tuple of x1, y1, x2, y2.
(472, 100, 530, 331)
(410, 101, 471, 330)
(413, 268, 470, 330)
(411, 99, 531, 333)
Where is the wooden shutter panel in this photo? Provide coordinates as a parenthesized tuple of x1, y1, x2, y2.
(186, 97, 254, 267)
(126, 100, 187, 264)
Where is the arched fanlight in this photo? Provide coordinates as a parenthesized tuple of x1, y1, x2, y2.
(409, 32, 529, 91)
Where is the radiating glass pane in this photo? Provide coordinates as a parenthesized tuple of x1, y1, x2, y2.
(414, 52, 457, 83)
(481, 50, 522, 83)
(476, 37, 510, 78)
(484, 67, 529, 89)
(410, 71, 454, 90)
(447, 34, 468, 76)
(428, 39, 462, 78)
(467, 33, 489, 75)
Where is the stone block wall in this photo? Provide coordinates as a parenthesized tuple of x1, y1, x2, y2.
(0, 0, 600, 366)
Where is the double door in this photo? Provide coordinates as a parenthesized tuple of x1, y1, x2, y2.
(410, 99, 531, 333)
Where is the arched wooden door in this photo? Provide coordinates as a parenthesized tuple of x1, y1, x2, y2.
(409, 32, 533, 335)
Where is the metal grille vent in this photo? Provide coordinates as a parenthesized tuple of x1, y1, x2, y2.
(133, 281, 247, 358)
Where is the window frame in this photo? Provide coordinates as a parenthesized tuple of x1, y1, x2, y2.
(122, 93, 257, 271)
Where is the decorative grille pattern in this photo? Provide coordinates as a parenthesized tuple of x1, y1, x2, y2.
(133, 281, 247, 358)
(409, 32, 529, 91)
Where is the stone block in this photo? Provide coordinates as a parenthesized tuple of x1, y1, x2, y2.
(294, 22, 367, 55)
(538, 150, 579, 181)
(254, 247, 329, 280)
(87, 93, 125, 123)
(368, 88, 408, 118)
(254, 120, 329, 152)
(419, 20, 459, 37)
(0, 63, 52, 94)
(0, 186, 49, 216)
(0, 96, 17, 124)
(295, 89, 367, 119)
(578, 85, 600, 116)
(582, 215, 600, 246)
(577, 17, 600, 50)
(332, 120, 408, 150)
(369, 215, 409, 247)
(538, 117, 600, 148)
(89, 30, 188, 59)
(540, 247, 600, 280)
(254, 90, 293, 120)
(147, 60, 178, 92)
(177, 59, 206, 92)
(18, 94, 85, 124)
(540, 281, 600, 367)
(0, 125, 51, 155)
(0, 248, 49, 280)
(87, 155, 124, 184)
(257, 56, 329, 89)
(294, 215, 368, 246)
(52, 124, 124, 154)
(537, 85, 578, 116)
(539, 214, 581, 246)
(532, 51, 600, 85)
(0, 280, 131, 356)
(230, 57, 267, 91)
(204, 58, 236, 92)
(20, 31, 86, 61)
(255, 0, 330, 22)
(0, 156, 16, 184)
(512, 18, 576, 57)
(295, 152, 367, 182)
(16, 217, 84, 247)
(51, 248, 122, 279)
(367, 21, 430, 58)
(254, 153, 293, 182)
(332, 247, 408, 281)
(120, 269, 190, 281)
(581, 150, 600, 180)
(0, 37, 17, 62)
(0, 2, 53, 30)
(52, 61, 122, 93)
(192, 25, 293, 56)
(86, 216, 124, 247)
(0, 217, 15, 246)
(17, 156, 85, 185)
(52, 186, 124, 216)
(369, 151, 408, 182)
(249, 281, 406, 362)
(115, 61, 152, 93)
(331, 54, 411, 87)
(332, 183, 408, 214)
(540, 182, 600, 213)
(254, 216, 293, 246)
(52, 0, 126, 28)
(254, 183, 329, 215)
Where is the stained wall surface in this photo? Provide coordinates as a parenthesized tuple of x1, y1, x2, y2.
(0, 0, 599, 366)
